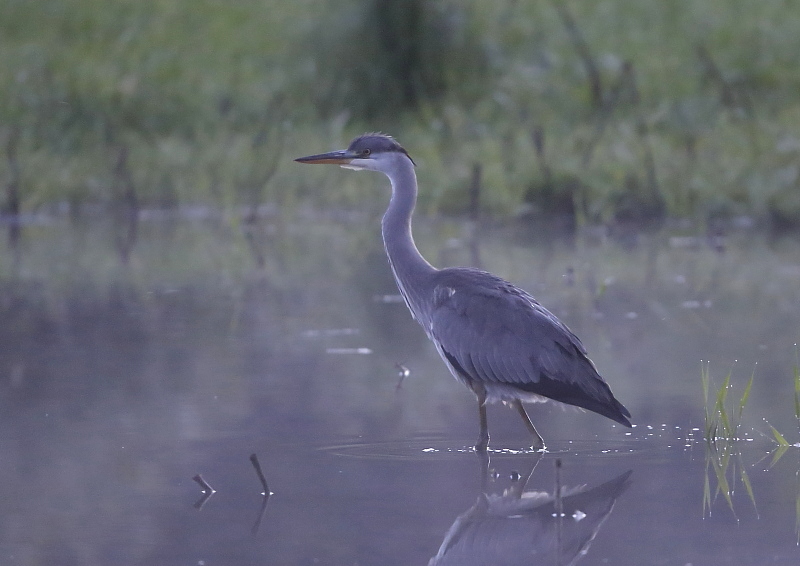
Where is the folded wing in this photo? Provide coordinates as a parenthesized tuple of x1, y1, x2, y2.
(428, 269, 631, 426)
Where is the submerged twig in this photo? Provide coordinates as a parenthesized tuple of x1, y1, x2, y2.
(192, 474, 216, 510)
(193, 473, 215, 494)
(251, 491, 271, 536)
(250, 453, 272, 496)
(249, 453, 273, 535)
(554, 458, 564, 565)
(394, 362, 410, 391)
(554, 459, 564, 517)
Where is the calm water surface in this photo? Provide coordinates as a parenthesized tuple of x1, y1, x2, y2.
(1, 212, 800, 565)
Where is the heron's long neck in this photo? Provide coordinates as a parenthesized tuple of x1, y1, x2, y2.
(381, 159, 435, 316)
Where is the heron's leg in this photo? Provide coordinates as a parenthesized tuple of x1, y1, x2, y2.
(475, 387, 489, 452)
(513, 400, 545, 450)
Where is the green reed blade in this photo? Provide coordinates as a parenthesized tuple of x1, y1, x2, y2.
(702, 361, 710, 407)
(705, 439, 735, 515)
(769, 423, 790, 447)
(715, 372, 732, 439)
(706, 421, 718, 445)
(703, 460, 712, 516)
(712, 453, 735, 514)
(736, 370, 754, 426)
(702, 362, 717, 441)
(738, 462, 758, 517)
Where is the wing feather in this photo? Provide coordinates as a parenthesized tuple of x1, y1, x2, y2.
(427, 269, 627, 419)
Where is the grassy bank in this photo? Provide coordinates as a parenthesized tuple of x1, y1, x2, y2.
(2, 0, 800, 228)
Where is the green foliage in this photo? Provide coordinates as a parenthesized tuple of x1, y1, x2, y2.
(702, 362, 754, 444)
(308, 0, 490, 120)
(2, 0, 800, 225)
(763, 350, 800, 466)
(701, 362, 757, 518)
(769, 422, 790, 447)
(702, 357, 800, 522)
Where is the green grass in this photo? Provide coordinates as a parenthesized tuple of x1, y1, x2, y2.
(765, 349, 800, 465)
(701, 356, 800, 522)
(701, 362, 757, 517)
(702, 362, 754, 443)
(2, 1, 800, 226)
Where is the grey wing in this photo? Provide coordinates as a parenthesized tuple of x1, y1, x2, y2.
(428, 280, 617, 410)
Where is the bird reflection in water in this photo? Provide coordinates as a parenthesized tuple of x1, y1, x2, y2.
(429, 455, 632, 566)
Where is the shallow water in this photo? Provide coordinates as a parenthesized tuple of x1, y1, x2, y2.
(1, 212, 800, 565)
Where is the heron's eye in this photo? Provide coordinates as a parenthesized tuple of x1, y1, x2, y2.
(362, 149, 371, 156)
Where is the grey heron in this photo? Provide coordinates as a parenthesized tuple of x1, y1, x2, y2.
(296, 133, 631, 451)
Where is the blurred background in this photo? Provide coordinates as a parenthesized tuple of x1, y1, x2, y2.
(2, 0, 800, 226)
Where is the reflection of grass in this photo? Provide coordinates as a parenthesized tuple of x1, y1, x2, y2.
(791, 356, 800, 544)
(764, 354, 800, 543)
(703, 436, 757, 519)
(701, 362, 756, 518)
(766, 356, 800, 465)
(795, 358, 800, 426)
(702, 357, 800, 532)
(763, 416, 800, 546)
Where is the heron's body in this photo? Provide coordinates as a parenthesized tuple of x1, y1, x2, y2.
(297, 133, 631, 450)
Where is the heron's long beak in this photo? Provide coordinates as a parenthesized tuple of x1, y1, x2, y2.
(294, 149, 356, 165)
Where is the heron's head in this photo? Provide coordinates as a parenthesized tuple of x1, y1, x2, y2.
(295, 133, 415, 173)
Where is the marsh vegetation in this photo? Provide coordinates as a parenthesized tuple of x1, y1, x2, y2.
(2, 1, 800, 229)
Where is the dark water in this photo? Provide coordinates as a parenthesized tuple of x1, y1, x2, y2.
(1, 212, 800, 565)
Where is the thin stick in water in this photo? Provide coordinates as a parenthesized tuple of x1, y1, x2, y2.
(192, 474, 215, 494)
(554, 458, 563, 516)
(554, 458, 564, 565)
(250, 453, 272, 495)
(192, 474, 216, 510)
(395, 362, 410, 391)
